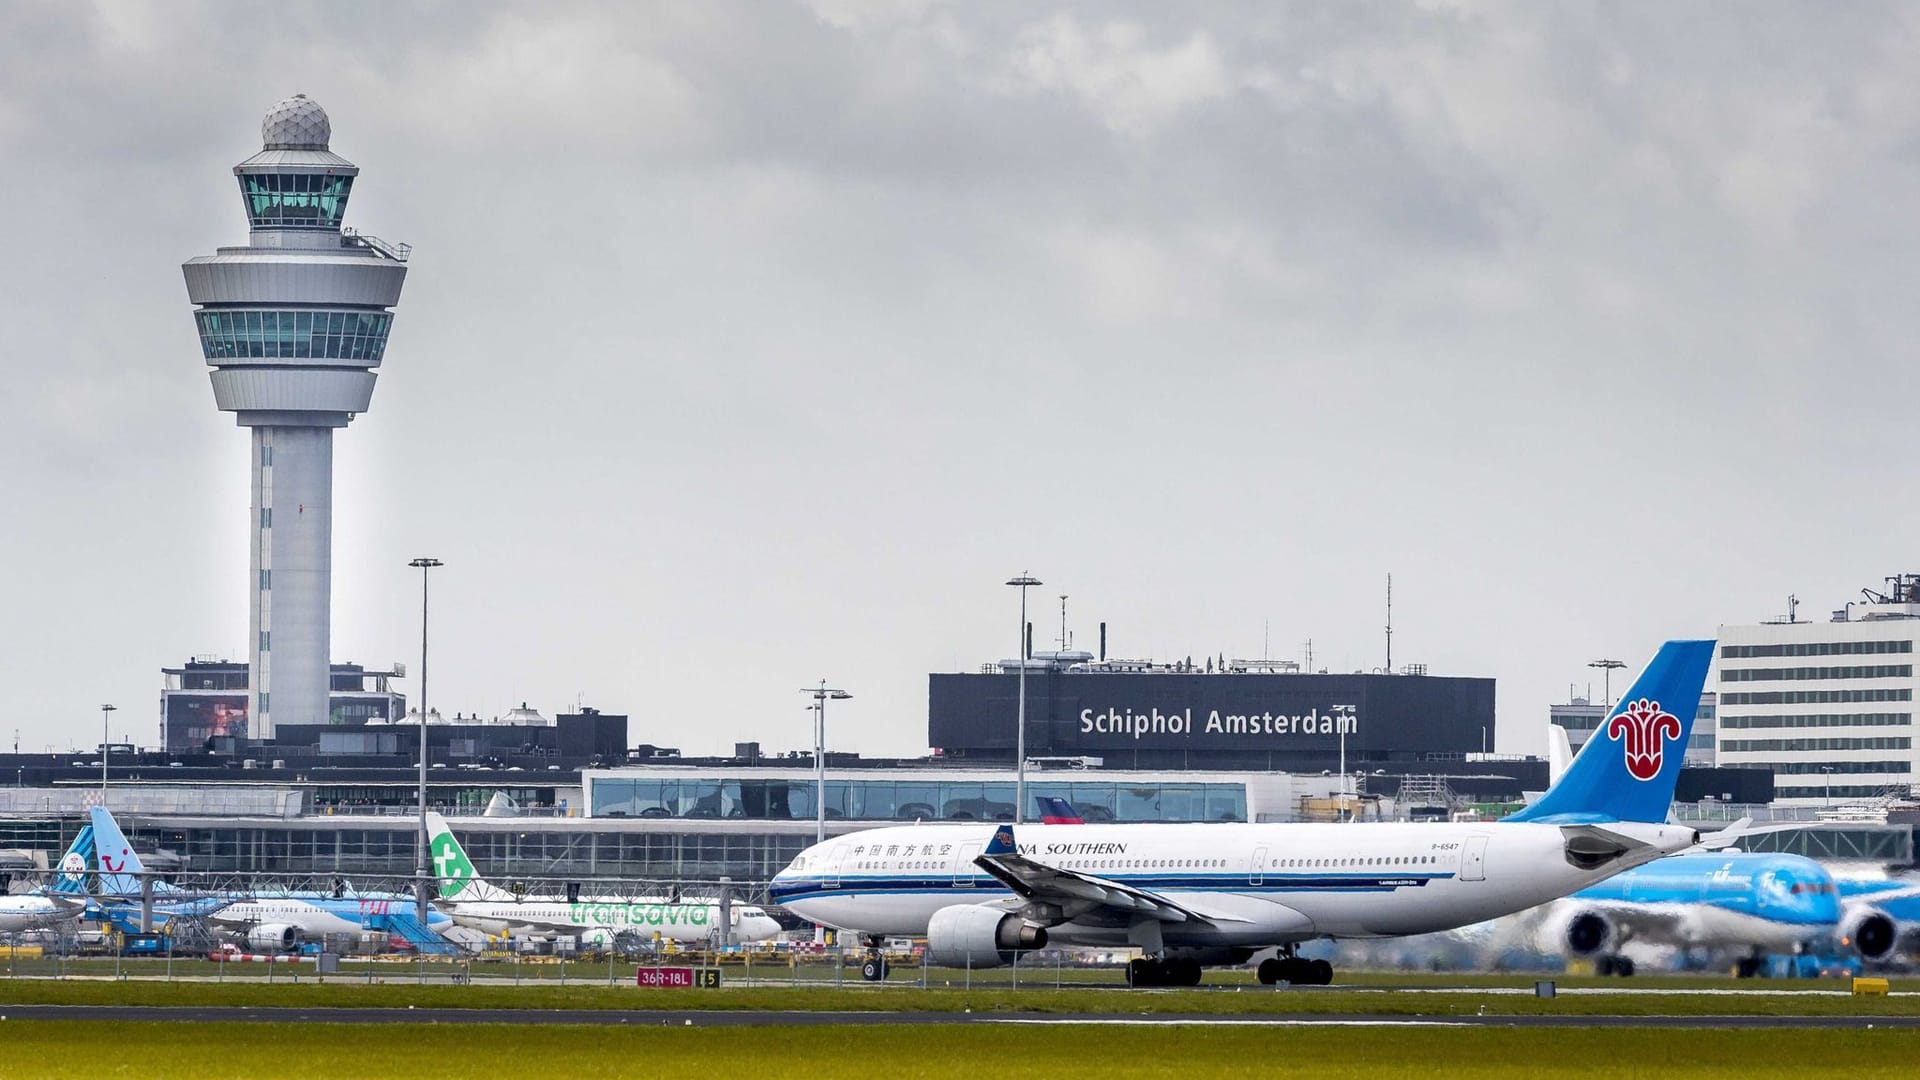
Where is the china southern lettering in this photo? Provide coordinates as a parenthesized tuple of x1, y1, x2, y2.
(1078, 707, 1356, 739)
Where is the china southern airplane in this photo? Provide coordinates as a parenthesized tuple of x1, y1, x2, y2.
(424, 812, 783, 944)
(771, 639, 1714, 987)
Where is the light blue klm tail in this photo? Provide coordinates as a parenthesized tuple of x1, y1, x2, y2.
(89, 806, 146, 895)
(46, 824, 96, 895)
(1506, 639, 1714, 825)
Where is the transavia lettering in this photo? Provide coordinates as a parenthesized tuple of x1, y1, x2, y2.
(566, 902, 711, 928)
(1078, 707, 1358, 741)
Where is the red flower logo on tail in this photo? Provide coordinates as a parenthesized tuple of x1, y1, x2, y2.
(1606, 698, 1682, 782)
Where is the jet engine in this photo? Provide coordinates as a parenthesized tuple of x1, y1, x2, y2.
(925, 905, 1047, 969)
(246, 924, 302, 952)
(1840, 906, 1897, 961)
(1541, 907, 1614, 958)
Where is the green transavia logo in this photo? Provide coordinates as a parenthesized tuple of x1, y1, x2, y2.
(567, 902, 710, 928)
(431, 833, 477, 898)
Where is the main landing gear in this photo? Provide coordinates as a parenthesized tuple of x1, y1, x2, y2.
(1256, 950, 1333, 987)
(1594, 954, 1636, 977)
(1127, 956, 1203, 988)
(857, 935, 890, 981)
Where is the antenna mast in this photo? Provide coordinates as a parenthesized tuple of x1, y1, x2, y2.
(1385, 573, 1393, 673)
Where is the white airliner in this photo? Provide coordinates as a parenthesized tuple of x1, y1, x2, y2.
(0, 821, 95, 933)
(424, 813, 783, 944)
(771, 639, 1714, 986)
(0, 894, 84, 934)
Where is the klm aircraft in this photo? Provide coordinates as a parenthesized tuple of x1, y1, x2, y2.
(1533, 851, 1871, 976)
(84, 807, 451, 951)
(1835, 875, 1920, 962)
(773, 640, 1713, 987)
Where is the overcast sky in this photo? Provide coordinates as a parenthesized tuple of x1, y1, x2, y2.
(6, 1, 1919, 758)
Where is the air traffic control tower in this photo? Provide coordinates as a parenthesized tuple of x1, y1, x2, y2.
(182, 95, 410, 739)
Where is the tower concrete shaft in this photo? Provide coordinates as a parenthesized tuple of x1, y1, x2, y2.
(183, 95, 409, 738)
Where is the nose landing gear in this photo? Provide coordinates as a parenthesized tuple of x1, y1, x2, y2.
(858, 935, 890, 981)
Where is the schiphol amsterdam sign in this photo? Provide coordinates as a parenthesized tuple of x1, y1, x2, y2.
(1077, 703, 1358, 742)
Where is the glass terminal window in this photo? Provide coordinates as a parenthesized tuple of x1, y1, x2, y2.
(195, 310, 393, 362)
(238, 172, 353, 228)
(588, 777, 1250, 824)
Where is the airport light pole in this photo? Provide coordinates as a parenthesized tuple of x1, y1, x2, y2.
(99, 704, 116, 798)
(409, 556, 443, 924)
(801, 682, 851, 844)
(1006, 574, 1042, 823)
(1822, 765, 1834, 807)
(1588, 659, 1626, 708)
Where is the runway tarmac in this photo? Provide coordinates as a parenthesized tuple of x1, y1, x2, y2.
(2, 1005, 1916, 1029)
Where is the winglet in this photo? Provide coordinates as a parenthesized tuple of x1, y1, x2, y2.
(984, 824, 1018, 856)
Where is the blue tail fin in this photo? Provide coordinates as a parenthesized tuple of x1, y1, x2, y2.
(1505, 639, 1714, 824)
(984, 824, 1018, 856)
(1037, 797, 1084, 824)
(89, 806, 146, 895)
(47, 824, 96, 895)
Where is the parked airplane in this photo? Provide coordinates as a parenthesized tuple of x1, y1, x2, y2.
(1834, 875, 1920, 962)
(424, 812, 783, 944)
(84, 807, 450, 950)
(771, 639, 1714, 987)
(0, 825, 94, 933)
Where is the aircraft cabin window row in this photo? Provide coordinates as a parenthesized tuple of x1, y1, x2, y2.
(1271, 855, 1441, 868)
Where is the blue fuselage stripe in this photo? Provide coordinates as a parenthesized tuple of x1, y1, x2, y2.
(769, 873, 1452, 905)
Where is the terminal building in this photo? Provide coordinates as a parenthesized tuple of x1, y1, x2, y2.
(929, 649, 1497, 772)
(1716, 574, 1920, 805)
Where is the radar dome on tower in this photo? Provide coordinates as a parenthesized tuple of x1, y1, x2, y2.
(261, 93, 331, 150)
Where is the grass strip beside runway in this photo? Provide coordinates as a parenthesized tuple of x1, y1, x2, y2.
(2, 1021, 1918, 1080)
(5, 979, 1920, 1017)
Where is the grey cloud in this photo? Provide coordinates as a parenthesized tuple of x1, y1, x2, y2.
(6, 2, 1920, 759)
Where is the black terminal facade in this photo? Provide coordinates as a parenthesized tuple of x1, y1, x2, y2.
(929, 667, 1497, 772)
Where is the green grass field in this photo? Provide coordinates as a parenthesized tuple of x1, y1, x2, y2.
(10, 953, 1916, 993)
(1, 1022, 1916, 1080)
(5, 977, 1920, 1017)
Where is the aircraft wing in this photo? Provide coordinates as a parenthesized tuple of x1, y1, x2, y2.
(973, 829, 1252, 925)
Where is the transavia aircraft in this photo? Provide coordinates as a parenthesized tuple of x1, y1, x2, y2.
(424, 813, 783, 944)
(771, 639, 1714, 988)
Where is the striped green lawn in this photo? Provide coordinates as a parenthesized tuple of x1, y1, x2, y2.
(2, 1022, 1917, 1080)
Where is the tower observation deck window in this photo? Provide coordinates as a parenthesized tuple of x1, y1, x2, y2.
(196, 310, 393, 362)
(239, 173, 353, 229)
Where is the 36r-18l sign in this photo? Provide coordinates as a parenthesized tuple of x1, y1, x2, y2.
(636, 968, 720, 989)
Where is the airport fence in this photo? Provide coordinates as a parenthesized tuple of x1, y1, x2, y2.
(0, 928, 1145, 990)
